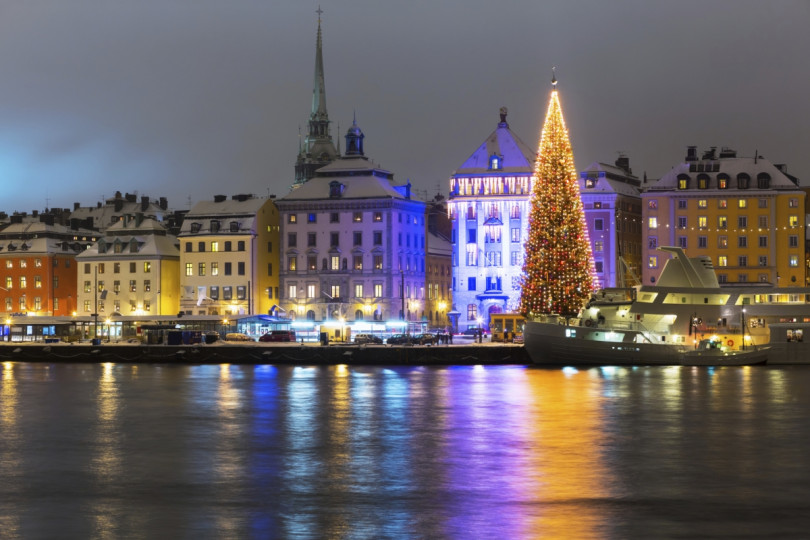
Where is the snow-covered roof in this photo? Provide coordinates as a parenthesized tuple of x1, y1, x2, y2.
(452, 113, 536, 176)
(579, 162, 641, 198)
(647, 156, 800, 192)
(280, 163, 410, 202)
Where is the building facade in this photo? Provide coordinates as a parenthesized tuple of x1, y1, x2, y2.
(277, 121, 427, 330)
(0, 216, 96, 318)
(642, 146, 806, 287)
(426, 198, 453, 329)
(448, 108, 535, 331)
(178, 195, 279, 316)
(76, 215, 180, 317)
(579, 155, 643, 288)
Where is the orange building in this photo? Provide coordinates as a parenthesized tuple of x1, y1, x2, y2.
(0, 216, 97, 317)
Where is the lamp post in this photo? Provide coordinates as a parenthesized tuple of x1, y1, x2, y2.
(741, 309, 746, 351)
(400, 270, 405, 333)
(93, 265, 99, 344)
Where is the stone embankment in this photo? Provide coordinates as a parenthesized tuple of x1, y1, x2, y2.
(0, 342, 530, 365)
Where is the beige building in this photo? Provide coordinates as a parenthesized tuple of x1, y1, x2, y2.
(76, 215, 180, 316)
(178, 194, 279, 316)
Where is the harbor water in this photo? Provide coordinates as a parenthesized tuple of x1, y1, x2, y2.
(2, 361, 810, 539)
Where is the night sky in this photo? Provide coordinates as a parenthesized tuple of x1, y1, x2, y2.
(1, 0, 808, 212)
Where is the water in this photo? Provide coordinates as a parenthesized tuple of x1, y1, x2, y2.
(2, 362, 810, 539)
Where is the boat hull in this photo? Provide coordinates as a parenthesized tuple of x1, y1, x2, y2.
(680, 348, 769, 366)
(524, 320, 687, 366)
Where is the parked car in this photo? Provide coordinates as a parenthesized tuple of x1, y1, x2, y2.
(412, 333, 438, 345)
(354, 333, 383, 344)
(460, 328, 488, 337)
(387, 334, 411, 345)
(259, 330, 297, 342)
(224, 332, 253, 342)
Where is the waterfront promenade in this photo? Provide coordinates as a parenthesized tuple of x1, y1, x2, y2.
(0, 340, 529, 365)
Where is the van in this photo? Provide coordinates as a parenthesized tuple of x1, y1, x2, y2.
(259, 330, 297, 342)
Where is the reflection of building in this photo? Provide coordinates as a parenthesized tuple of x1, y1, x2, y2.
(277, 120, 427, 327)
(642, 146, 805, 286)
(578, 155, 642, 288)
(178, 195, 279, 316)
(448, 108, 535, 330)
(76, 215, 180, 316)
(0, 215, 96, 317)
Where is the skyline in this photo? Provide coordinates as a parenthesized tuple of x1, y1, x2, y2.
(1, 0, 808, 212)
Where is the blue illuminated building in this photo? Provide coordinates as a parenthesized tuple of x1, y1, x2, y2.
(448, 108, 535, 331)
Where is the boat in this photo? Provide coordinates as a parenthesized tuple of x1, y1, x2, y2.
(524, 246, 810, 365)
(679, 338, 769, 366)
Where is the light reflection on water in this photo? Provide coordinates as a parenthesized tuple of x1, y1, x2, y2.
(2, 363, 810, 538)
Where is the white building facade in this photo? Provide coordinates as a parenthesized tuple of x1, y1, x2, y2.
(448, 108, 535, 331)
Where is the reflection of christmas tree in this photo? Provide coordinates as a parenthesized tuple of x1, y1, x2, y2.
(520, 75, 595, 318)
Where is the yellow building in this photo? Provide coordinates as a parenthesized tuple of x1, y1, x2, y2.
(642, 146, 805, 287)
(178, 195, 280, 316)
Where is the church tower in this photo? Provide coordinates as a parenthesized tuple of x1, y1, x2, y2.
(293, 8, 339, 188)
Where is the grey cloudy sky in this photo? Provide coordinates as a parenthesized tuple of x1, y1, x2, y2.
(1, 0, 808, 212)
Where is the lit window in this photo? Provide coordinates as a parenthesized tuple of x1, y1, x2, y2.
(144, 262, 151, 273)
(789, 215, 799, 227)
(718, 256, 728, 267)
(789, 255, 799, 267)
(698, 200, 707, 209)
(718, 199, 727, 209)
(648, 200, 657, 209)
(648, 217, 657, 229)
(211, 242, 218, 252)
(738, 199, 747, 209)
(648, 256, 658, 268)
(307, 284, 316, 298)
(185, 263, 193, 276)
(288, 285, 297, 299)
(789, 198, 799, 208)
(355, 284, 363, 297)
(718, 216, 727, 229)
(698, 216, 707, 229)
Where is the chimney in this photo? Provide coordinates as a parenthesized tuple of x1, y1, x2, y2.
(159, 197, 168, 210)
(615, 154, 632, 174)
(141, 196, 150, 211)
(214, 195, 227, 203)
(702, 147, 717, 160)
(32, 210, 39, 217)
(97, 202, 102, 209)
(114, 197, 124, 212)
(719, 147, 737, 158)
(686, 146, 698, 162)
(125, 192, 137, 203)
(74, 202, 81, 210)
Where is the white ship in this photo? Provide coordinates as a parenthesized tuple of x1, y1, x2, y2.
(524, 247, 810, 365)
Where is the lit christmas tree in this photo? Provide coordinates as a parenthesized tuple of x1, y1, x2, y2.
(520, 74, 595, 318)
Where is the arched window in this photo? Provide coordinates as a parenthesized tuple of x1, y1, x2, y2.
(717, 173, 730, 189)
(355, 309, 363, 320)
(697, 174, 710, 189)
(306, 310, 315, 321)
(677, 174, 691, 190)
(737, 173, 750, 189)
(757, 173, 771, 189)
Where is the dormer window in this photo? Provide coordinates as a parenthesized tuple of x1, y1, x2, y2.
(210, 220, 220, 233)
(677, 174, 691, 190)
(585, 178, 596, 188)
(190, 222, 201, 233)
(229, 221, 239, 232)
(489, 154, 502, 170)
(329, 181, 344, 198)
(756, 173, 771, 189)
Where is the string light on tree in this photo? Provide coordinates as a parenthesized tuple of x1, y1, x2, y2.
(520, 70, 595, 318)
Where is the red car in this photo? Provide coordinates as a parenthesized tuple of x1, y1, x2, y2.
(259, 330, 297, 342)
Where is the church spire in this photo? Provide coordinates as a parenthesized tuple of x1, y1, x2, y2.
(311, 7, 328, 124)
(293, 6, 339, 188)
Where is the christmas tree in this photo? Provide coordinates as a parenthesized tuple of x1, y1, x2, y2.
(520, 74, 595, 318)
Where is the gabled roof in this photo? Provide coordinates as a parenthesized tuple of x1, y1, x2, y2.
(280, 157, 411, 202)
(452, 111, 536, 176)
(579, 162, 641, 198)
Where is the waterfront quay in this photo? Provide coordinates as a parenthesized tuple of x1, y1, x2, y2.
(0, 341, 529, 366)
